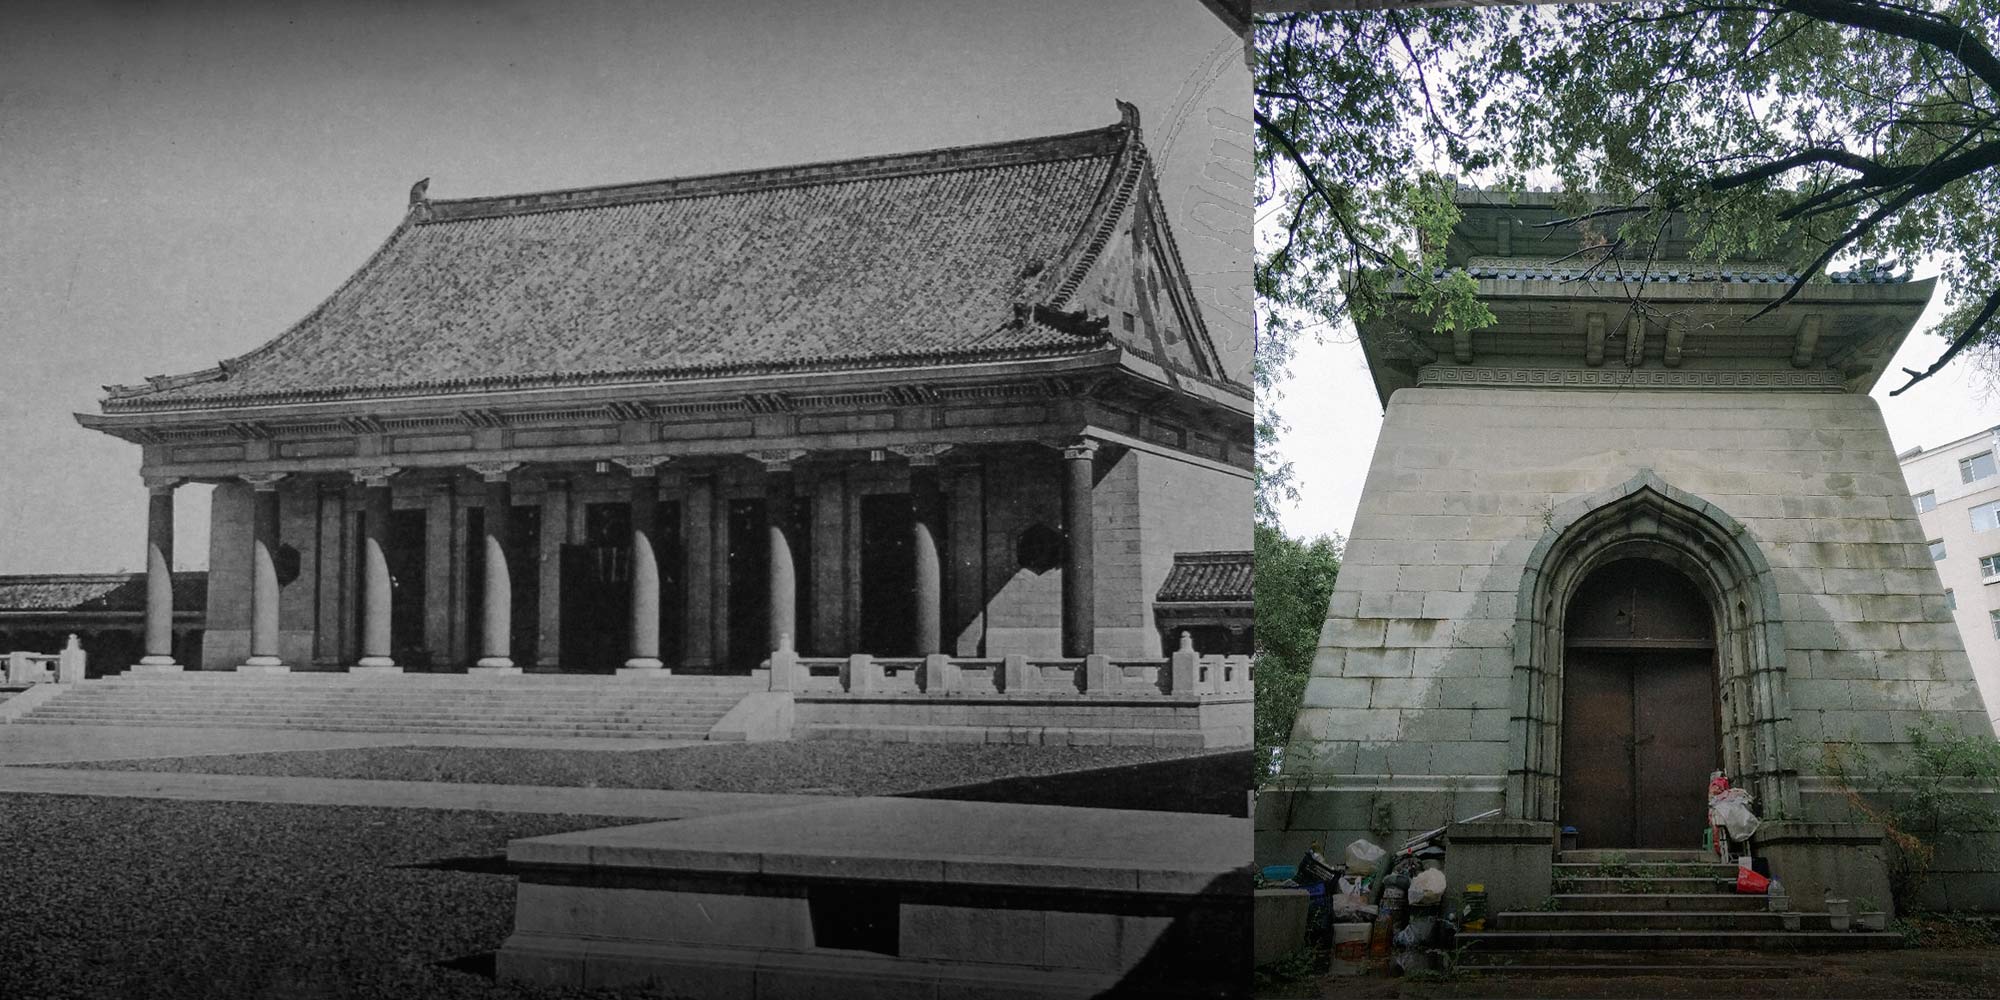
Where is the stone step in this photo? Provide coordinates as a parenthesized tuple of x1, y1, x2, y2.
(1554, 861, 1740, 877)
(1456, 948, 1823, 974)
(798, 723, 1204, 748)
(1560, 849, 1714, 864)
(1497, 910, 1786, 932)
(1555, 876, 1736, 895)
(1458, 929, 1902, 951)
(17, 716, 720, 732)
(48, 697, 744, 710)
(26, 709, 733, 726)
(1552, 893, 1767, 912)
(13, 716, 710, 738)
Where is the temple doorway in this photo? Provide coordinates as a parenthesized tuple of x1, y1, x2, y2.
(1559, 558, 1720, 850)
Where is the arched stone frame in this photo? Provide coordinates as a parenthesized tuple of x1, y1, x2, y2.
(1508, 471, 1798, 825)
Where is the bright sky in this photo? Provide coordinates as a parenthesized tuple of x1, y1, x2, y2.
(1269, 293, 2000, 545)
(0, 0, 1248, 573)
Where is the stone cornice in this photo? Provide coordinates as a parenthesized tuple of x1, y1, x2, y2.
(1416, 365, 1846, 392)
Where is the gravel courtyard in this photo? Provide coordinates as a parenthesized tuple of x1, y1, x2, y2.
(0, 794, 660, 1000)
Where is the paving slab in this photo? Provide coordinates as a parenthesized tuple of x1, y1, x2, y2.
(0, 766, 822, 819)
(510, 795, 1250, 893)
(0, 721, 696, 764)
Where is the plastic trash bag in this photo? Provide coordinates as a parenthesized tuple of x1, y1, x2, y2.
(1408, 868, 1448, 906)
(1709, 787, 1761, 841)
(1328, 882, 1377, 922)
(1345, 839, 1387, 876)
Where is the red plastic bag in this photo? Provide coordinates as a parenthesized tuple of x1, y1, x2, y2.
(1735, 867, 1770, 894)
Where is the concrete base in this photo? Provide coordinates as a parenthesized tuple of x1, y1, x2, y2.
(1753, 821, 1895, 917)
(614, 664, 673, 677)
(1253, 887, 1310, 967)
(234, 664, 292, 674)
(1451, 819, 1557, 914)
(496, 797, 1249, 999)
(466, 665, 523, 676)
(346, 664, 403, 675)
(124, 662, 185, 675)
(706, 690, 794, 741)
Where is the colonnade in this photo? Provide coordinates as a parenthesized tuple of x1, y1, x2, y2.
(135, 439, 1104, 671)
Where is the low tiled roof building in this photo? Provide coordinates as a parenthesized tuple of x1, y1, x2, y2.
(0, 573, 206, 676)
(77, 105, 1252, 675)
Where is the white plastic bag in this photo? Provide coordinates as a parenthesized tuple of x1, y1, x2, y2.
(1709, 787, 1761, 841)
(1344, 839, 1386, 876)
(1408, 868, 1447, 906)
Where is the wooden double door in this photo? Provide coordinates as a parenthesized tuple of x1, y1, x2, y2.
(1560, 649, 1719, 849)
(1559, 557, 1721, 850)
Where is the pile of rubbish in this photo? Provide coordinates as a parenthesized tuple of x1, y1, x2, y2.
(1260, 808, 1497, 976)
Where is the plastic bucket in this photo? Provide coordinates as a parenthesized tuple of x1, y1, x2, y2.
(1328, 923, 1370, 976)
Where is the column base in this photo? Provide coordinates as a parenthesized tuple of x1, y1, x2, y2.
(468, 664, 523, 676)
(236, 663, 292, 674)
(616, 662, 673, 677)
(348, 663, 404, 675)
(126, 660, 183, 674)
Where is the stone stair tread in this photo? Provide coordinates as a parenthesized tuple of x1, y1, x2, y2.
(1459, 929, 1902, 949)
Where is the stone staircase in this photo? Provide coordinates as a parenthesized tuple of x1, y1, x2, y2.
(12, 672, 760, 740)
(1458, 849, 1900, 971)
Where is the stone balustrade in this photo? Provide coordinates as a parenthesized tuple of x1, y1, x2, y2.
(4, 635, 86, 685)
(768, 634, 1252, 700)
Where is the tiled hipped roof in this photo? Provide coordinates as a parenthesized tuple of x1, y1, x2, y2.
(0, 574, 208, 615)
(103, 110, 1222, 411)
(1155, 551, 1252, 604)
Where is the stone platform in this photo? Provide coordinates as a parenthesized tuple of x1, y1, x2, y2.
(497, 797, 1250, 998)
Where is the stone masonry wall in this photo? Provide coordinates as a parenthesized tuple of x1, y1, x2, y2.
(1263, 387, 1986, 862)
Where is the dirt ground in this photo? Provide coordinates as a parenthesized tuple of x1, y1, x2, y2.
(1259, 948, 2000, 999)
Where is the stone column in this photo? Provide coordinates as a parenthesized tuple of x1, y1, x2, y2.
(1061, 438, 1098, 658)
(891, 445, 952, 657)
(353, 467, 401, 671)
(617, 456, 671, 673)
(241, 472, 290, 671)
(752, 450, 807, 657)
(136, 476, 182, 671)
(469, 462, 522, 673)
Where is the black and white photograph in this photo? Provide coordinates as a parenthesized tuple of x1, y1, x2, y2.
(1, 2, 1255, 997)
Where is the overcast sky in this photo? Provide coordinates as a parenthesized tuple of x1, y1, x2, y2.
(0, 0, 1249, 573)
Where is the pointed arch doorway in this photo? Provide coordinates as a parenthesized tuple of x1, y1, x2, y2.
(1559, 558, 1721, 850)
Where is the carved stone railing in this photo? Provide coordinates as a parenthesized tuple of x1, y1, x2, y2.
(765, 633, 1249, 698)
(5, 635, 86, 685)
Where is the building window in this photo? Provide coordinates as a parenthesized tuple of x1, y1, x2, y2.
(1914, 490, 1937, 513)
(1965, 450, 1998, 484)
(1975, 499, 2000, 532)
(1983, 552, 2000, 579)
(1945, 588, 1956, 610)
(1992, 609, 2000, 641)
(1931, 539, 1949, 562)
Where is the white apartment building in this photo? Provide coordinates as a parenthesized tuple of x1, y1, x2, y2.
(1902, 424, 2000, 730)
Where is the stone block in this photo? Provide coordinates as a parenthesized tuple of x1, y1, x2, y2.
(1451, 820, 1555, 914)
(1427, 740, 1506, 775)
(1899, 623, 1965, 651)
(1321, 617, 1387, 649)
(1385, 619, 1453, 648)
(1400, 708, 1473, 742)
(1253, 889, 1311, 967)
(1342, 648, 1414, 678)
(1437, 676, 1512, 710)
(1369, 677, 1438, 710)
(1821, 567, 1887, 595)
(1420, 590, 1479, 621)
(1397, 564, 1463, 593)
(1358, 591, 1424, 618)
(1300, 707, 1403, 744)
(1753, 822, 1894, 916)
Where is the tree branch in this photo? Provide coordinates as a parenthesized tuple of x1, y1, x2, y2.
(1890, 284, 2000, 395)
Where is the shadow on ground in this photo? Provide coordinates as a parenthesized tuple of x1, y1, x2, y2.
(901, 748, 1250, 817)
